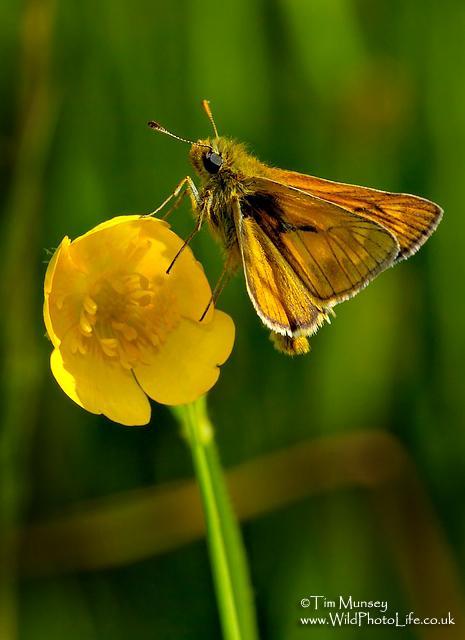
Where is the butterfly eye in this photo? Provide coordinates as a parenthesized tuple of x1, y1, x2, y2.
(203, 150, 223, 174)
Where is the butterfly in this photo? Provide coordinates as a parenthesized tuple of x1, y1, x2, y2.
(148, 100, 443, 355)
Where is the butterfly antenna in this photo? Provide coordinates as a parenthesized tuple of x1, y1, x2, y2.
(148, 121, 211, 150)
(201, 99, 219, 139)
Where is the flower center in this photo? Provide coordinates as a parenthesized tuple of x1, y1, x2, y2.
(67, 270, 180, 369)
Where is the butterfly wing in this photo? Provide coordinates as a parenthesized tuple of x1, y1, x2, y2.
(240, 180, 400, 308)
(265, 170, 443, 261)
(232, 199, 327, 336)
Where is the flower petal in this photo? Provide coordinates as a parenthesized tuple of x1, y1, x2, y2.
(134, 220, 214, 322)
(44, 237, 78, 347)
(44, 237, 70, 295)
(133, 311, 235, 405)
(69, 217, 212, 323)
(73, 215, 157, 241)
(69, 218, 144, 273)
(51, 348, 151, 426)
(50, 349, 86, 409)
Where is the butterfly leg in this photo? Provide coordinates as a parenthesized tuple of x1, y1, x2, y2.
(199, 254, 235, 321)
(166, 192, 212, 275)
(144, 176, 199, 219)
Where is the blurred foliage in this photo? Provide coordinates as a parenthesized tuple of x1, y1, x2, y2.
(1, 0, 464, 638)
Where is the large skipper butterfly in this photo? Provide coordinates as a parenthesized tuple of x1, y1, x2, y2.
(148, 101, 442, 355)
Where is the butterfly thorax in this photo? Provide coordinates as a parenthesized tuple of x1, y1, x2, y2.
(189, 136, 268, 251)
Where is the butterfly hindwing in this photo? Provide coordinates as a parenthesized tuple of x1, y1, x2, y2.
(232, 199, 326, 336)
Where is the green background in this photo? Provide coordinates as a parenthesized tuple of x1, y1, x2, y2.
(1, 0, 464, 638)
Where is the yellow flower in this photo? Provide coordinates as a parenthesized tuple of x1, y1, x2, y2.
(44, 216, 235, 426)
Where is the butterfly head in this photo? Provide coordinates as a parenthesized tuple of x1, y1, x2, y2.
(189, 136, 258, 184)
(148, 98, 260, 184)
(189, 138, 224, 179)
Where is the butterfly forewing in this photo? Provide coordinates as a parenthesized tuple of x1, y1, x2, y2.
(245, 178, 399, 306)
(270, 170, 443, 260)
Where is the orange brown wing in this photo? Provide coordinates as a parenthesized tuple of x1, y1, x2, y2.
(267, 169, 443, 261)
(232, 199, 327, 336)
(243, 179, 399, 306)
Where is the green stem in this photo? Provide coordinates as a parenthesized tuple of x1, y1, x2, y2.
(173, 397, 258, 640)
